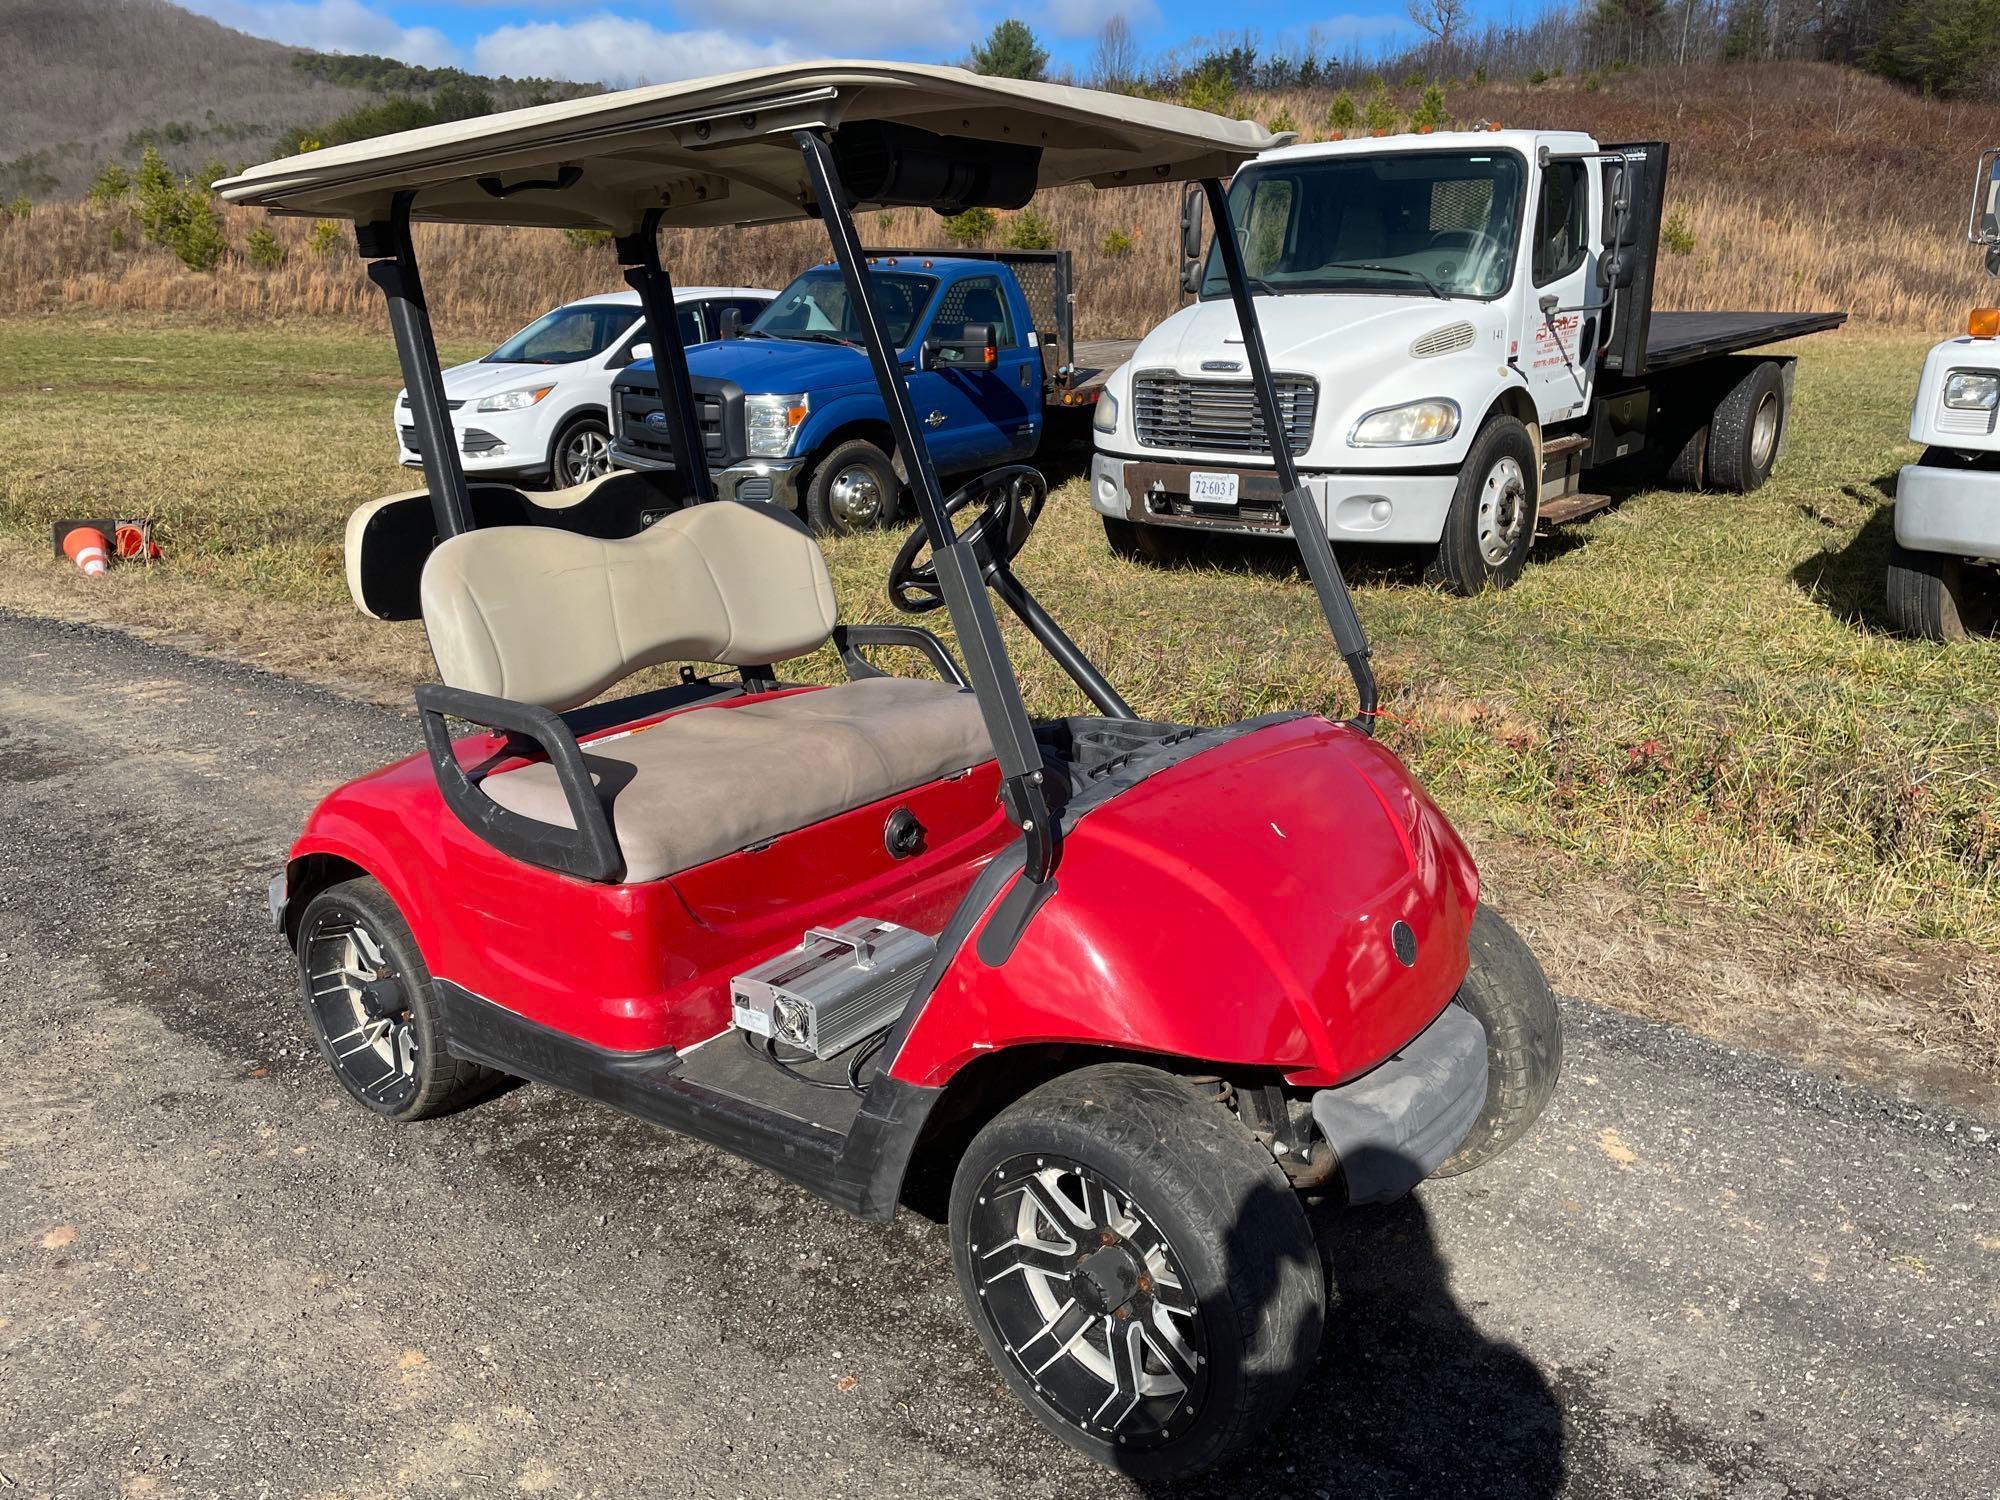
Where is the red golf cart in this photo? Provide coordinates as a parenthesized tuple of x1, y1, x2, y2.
(220, 64, 1562, 1480)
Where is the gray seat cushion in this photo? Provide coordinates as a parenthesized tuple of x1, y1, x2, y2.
(478, 677, 992, 882)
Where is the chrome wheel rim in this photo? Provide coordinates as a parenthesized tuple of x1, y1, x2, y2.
(1750, 391, 1780, 470)
(560, 425, 612, 486)
(302, 909, 418, 1109)
(966, 1154, 1207, 1448)
(828, 464, 885, 528)
(1477, 455, 1530, 567)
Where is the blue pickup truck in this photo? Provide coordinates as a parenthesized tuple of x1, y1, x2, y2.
(610, 249, 1133, 532)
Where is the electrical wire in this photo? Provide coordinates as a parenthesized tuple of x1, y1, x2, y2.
(742, 1023, 893, 1096)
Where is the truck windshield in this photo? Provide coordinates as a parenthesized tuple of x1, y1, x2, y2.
(1200, 151, 1526, 301)
(485, 303, 637, 364)
(749, 267, 939, 347)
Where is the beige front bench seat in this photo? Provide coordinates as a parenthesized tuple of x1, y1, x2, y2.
(420, 501, 991, 882)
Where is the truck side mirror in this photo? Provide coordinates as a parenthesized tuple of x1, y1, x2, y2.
(629, 341, 653, 363)
(924, 322, 996, 370)
(1180, 184, 1205, 262)
(719, 307, 743, 340)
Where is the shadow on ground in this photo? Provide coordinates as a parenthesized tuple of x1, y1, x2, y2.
(1788, 473, 1900, 634)
(1139, 1192, 1565, 1498)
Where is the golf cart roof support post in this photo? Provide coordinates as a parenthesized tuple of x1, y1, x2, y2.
(793, 126, 1061, 885)
(1199, 177, 1380, 733)
(361, 191, 473, 539)
(615, 209, 714, 504)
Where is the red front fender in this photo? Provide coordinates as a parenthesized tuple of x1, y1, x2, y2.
(887, 718, 1479, 1090)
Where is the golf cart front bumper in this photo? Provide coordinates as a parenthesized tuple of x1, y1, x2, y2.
(1895, 461, 2000, 561)
(1310, 1000, 1488, 1205)
(1090, 452, 1456, 545)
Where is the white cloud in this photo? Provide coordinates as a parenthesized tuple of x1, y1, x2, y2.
(1308, 12, 1419, 42)
(672, 0, 979, 54)
(1039, 0, 1160, 43)
(180, 0, 459, 65)
(472, 15, 800, 86)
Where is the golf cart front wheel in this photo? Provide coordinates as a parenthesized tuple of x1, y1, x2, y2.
(949, 1063, 1323, 1480)
(294, 877, 499, 1121)
(1433, 905, 1564, 1177)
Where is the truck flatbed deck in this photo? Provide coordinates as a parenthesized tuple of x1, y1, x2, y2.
(1060, 337, 1141, 404)
(1643, 311, 1847, 370)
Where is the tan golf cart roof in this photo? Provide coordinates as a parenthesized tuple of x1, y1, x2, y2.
(215, 61, 1285, 234)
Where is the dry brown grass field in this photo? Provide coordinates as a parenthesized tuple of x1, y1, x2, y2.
(3, 62, 1996, 340)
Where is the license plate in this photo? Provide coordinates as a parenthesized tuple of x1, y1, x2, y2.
(1188, 471, 1239, 505)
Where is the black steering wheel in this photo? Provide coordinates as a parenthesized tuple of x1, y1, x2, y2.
(888, 465, 1048, 614)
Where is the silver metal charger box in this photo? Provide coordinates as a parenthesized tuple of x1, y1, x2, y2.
(731, 918, 937, 1059)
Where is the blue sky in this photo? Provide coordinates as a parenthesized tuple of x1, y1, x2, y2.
(172, 0, 1529, 86)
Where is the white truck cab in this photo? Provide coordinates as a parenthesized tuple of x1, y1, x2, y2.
(1885, 150, 2000, 639)
(1091, 129, 1843, 591)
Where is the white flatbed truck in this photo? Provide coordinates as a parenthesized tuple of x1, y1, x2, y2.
(1089, 130, 1845, 591)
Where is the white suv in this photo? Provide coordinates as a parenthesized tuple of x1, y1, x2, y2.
(394, 286, 773, 489)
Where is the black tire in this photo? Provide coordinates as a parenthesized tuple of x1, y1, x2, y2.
(292, 877, 501, 1121)
(1706, 360, 1786, 492)
(1885, 538, 1998, 642)
(549, 413, 613, 490)
(950, 1063, 1324, 1481)
(1433, 905, 1564, 1177)
(1101, 515, 1190, 563)
(1663, 422, 1708, 489)
(805, 438, 900, 534)
(1428, 415, 1538, 594)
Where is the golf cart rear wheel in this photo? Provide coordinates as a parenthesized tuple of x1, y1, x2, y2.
(1885, 539, 1997, 642)
(1428, 415, 1538, 594)
(1706, 361, 1786, 492)
(949, 1063, 1324, 1481)
(294, 877, 498, 1122)
(1433, 905, 1564, 1177)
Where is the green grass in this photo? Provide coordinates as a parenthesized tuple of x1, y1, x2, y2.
(3, 316, 1997, 959)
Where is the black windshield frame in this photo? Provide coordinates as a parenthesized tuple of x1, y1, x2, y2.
(1198, 147, 1529, 303)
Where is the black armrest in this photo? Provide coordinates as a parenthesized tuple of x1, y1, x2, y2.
(415, 683, 624, 883)
(832, 624, 967, 687)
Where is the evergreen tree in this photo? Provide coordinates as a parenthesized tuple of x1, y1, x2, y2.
(970, 19, 1050, 81)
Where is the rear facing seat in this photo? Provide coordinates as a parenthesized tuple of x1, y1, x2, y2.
(419, 500, 991, 882)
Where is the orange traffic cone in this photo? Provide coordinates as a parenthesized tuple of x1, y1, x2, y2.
(63, 526, 110, 576)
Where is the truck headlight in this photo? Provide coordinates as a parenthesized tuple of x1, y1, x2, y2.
(1943, 370, 2000, 410)
(474, 386, 553, 413)
(1092, 389, 1120, 434)
(1350, 399, 1461, 446)
(745, 393, 809, 457)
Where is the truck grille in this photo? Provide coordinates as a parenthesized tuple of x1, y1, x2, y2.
(1132, 372, 1317, 456)
(614, 385, 729, 467)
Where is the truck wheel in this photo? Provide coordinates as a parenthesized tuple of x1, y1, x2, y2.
(1102, 515, 1188, 564)
(1885, 540, 1998, 642)
(1706, 361, 1786, 492)
(806, 439, 900, 534)
(293, 877, 501, 1121)
(950, 1063, 1324, 1481)
(1432, 906, 1563, 1177)
(1428, 416, 1538, 594)
(1663, 423, 1708, 489)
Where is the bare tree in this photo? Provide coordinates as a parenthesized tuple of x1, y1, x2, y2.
(1090, 16, 1141, 90)
(1406, 0, 1471, 69)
